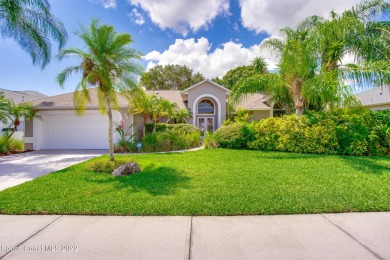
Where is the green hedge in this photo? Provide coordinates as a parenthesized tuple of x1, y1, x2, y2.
(145, 123, 200, 134)
(214, 109, 390, 156)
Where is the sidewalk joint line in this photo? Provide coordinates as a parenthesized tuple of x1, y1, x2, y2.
(320, 214, 384, 260)
(0, 215, 63, 260)
(187, 216, 193, 260)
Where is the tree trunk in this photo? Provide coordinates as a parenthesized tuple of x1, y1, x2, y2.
(292, 78, 305, 117)
(104, 96, 115, 161)
(143, 115, 147, 137)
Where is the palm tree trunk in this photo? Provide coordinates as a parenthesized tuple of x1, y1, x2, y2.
(104, 96, 115, 161)
(292, 78, 305, 117)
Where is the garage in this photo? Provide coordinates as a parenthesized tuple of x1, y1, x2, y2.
(33, 110, 122, 149)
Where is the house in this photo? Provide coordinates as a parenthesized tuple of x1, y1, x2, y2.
(355, 86, 390, 111)
(0, 88, 47, 140)
(26, 80, 285, 150)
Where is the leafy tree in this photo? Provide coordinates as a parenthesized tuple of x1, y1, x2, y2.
(213, 57, 268, 89)
(57, 20, 143, 161)
(140, 64, 205, 90)
(0, 0, 67, 68)
(128, 93, 157, 137)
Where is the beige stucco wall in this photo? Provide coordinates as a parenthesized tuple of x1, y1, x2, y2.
(365, 103, 390, 111)
(250, 110, 271, 121)
(187, 82, 228, 131)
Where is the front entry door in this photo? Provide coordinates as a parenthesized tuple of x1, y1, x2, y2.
(198, 117, 214, 137)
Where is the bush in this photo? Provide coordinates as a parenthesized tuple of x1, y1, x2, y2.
(214, 123, 254, 149)
(219, 108, 390, 156)
(85, 158, 134, 173)
(139, 124, 201, 153)
(203, 131, 219, 149)
(0, 135, 24, 154)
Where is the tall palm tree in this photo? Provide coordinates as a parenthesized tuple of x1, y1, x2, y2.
(298, 0, 390, 86)
(57, 20, 143, 161)
(231, 28, 316, 116)
(252, 56, 268, 74)
(0, 0, 67, 68)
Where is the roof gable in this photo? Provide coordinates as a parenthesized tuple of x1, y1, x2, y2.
(180, 79, 231, 94)
(0, 88, 47, 104)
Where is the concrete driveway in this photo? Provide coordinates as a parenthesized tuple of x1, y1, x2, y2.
(0, 150, 106, 191)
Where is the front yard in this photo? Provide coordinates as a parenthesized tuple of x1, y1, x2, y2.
(0, 149, 389, 215)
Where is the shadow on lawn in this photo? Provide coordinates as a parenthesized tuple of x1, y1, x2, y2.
(340, 156, 390, 175)
(85, 164, 192, 196)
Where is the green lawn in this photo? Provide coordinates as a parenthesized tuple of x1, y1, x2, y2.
(1, 149, 389, 215)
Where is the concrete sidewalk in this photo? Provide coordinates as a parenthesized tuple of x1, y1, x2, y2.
(0, 212, 389, 260)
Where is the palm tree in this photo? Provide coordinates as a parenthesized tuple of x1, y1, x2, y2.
(128, 93, 157, 137)
(0, 0, 67, 68)
(57, 20, 143, 161)
(0, 94, 10, 124)
(170, 108, 192, 124)
(298, 0, 390, 86)
(252, 56, 268, 74)
(1, 99, 38, 139)
(231, 28, 316, 116)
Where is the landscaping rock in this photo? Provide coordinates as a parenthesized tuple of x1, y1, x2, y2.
(112, 162, 141, 176)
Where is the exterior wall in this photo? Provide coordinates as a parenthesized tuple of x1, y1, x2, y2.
(187, 82, 227, 130)
(118, 108, 135, 138)
(133, 114, 145, 140)
(250, 110, 272, 121)
(365, 104, 390, 111)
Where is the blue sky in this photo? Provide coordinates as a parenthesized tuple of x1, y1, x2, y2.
(0, 0, 366, 96)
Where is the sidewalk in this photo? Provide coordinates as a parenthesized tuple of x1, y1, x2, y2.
(0, 212, 389, 260)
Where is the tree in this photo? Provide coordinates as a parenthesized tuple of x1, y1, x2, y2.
(232, 0, 390, 116)
(57, 20, 143, 161)
(298, 0, 390, 87)
(128, 93, 157, 137)
(231, 28, 316, 116)
(140, 64, 205, 90)
(0, 98, 38, 140)
(0, 0, 67, 68)
(212, 57, 268, 89)
(170, 108, 192, 124)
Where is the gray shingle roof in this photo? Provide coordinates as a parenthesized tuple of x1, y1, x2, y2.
(355, 86, 390, 106)
(0, 88, 47, 104)
(146, 90, 187, 109)
(32, 88, 128, 108)
(235, 93, 272, 110)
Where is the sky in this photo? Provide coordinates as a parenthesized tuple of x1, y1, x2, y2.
(0, 0, 368, 96)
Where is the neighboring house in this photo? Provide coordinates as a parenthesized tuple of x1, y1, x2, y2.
(26, 80, 285, 150)
(355, 86, 390, 111)
(0, 88, 47, 140)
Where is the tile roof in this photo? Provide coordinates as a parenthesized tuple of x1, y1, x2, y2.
(32, 88, 128, 108)
(146, 90, 187, 109)
(355, 86, 390, 106)
(0, 88, 47, 104)
(235, 93, 272, 110)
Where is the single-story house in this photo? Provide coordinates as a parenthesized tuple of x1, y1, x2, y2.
(0, 88, 47, 140)
(26, 80, 284, 150)
(355, 86, 390, 111)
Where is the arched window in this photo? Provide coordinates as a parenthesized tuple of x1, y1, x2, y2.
(197, 99, 215, 114)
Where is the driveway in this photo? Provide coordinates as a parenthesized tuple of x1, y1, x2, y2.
(0, 150, 106, 191)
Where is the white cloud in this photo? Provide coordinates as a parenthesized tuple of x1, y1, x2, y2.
(96, 0, 117, 8)
(129, 8, 145, 25)
(239, 0, 361, 36)
(144, 37, 278, 79)
(128, 0, 230, 36)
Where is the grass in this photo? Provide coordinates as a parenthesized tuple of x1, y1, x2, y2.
(0, 149, 389, 215)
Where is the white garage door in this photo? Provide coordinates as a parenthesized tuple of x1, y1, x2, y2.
(40, 111, 121, 149)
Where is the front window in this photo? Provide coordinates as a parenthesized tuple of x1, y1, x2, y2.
(197, 99, 215, 114)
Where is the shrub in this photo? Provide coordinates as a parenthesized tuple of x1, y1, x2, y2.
(141, 124, 201, 152)
(203, 131, 219, 149)
(85, 158, 134, 173)
(0, 135, 24, 154)
(214, 123, 254, 149)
